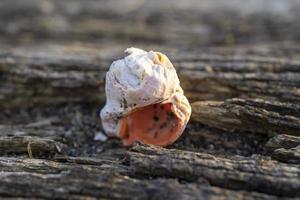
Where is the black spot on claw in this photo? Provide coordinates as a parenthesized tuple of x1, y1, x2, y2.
(153, 116, 159, 121)
(160, 122, 167, 129)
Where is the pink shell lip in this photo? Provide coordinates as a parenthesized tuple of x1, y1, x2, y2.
(100, 48, 191, 147)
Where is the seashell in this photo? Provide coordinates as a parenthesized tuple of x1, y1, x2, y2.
(100, 47, 191, 147)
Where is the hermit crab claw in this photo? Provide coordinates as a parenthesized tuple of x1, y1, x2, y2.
(100, 47, 191, 147)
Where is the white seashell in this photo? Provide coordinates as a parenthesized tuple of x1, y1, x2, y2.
(100, 47, 191, 146)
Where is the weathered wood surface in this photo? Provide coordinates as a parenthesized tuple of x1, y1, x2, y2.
(191, 98, 300, 136)
(129, 145, 300, 197)
(0, 156, 282, 200)
(1, 0, 300, 199)
(1, 44, 300, 108)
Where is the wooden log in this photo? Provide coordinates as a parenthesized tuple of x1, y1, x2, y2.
(0, 156, 127, 174)
(178, 54, 300, 103)
(129, 145, 300, 197)
(0, 136, 66, 157)
(1, 45, 300, 108)
(0, 124, 68, 157)
(265, 135, 300, 164)
(271, 146, 300, 164)
(0, 47, 108, 108)
(191, 98, 300, 136)
(0, 156, 281, 200)
(265, 134, 300, 151)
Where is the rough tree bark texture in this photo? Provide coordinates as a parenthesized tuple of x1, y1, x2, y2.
(0, 0, 300, 199)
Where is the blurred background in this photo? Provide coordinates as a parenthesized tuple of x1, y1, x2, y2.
(1, 0, 300, 48)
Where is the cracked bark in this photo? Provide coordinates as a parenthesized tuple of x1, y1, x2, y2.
(191, 98, 300, 136)
(1, 46, 300, 108)
(129, 145, 300, 197)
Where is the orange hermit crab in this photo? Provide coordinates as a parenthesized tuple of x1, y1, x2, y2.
(100, 48, 191, 147)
